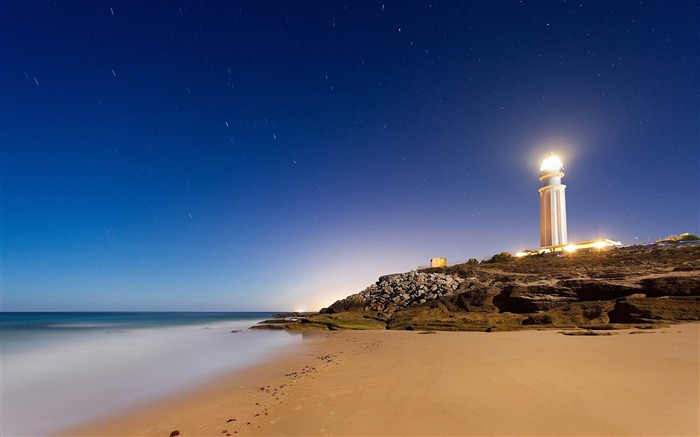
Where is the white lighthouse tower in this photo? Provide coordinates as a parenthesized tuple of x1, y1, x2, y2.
(539, 154, 568, 248)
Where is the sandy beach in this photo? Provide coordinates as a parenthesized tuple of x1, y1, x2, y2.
(60, 324, 699, 436)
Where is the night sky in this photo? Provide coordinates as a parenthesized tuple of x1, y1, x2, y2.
(2, 1, 698, 311)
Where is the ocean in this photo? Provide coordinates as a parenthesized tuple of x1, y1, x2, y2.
(0, 312, 301, 436)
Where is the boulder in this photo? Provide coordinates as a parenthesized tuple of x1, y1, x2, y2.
(439, 286, 498, 312)
(607, 297, 700, 323)
(320, 293, 365, 314)
(522, 301, 615, 327)
(493, 283, 577, 313)
(639, 276, 700, 297)
(559, 279, 641, 301)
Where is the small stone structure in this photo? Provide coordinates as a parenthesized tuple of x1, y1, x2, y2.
(430, 257, 447, 268)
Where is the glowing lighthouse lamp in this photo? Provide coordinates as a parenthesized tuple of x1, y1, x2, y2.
(539, 154, 568, 248)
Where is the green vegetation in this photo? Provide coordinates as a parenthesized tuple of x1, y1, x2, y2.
(487, 252, 513, 263)
(656, 233, 699, 243)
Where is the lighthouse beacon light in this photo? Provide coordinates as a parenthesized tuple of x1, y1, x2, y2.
(540, 155, 564, 173)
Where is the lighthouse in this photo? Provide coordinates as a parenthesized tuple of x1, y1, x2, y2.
(514, 154, 621, 257)
(539, 155, 568, 248)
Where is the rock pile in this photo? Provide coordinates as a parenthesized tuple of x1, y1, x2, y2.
(360, 272, 465, 314)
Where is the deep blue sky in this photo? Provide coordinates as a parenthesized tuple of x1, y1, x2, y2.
(2, 1, 698, 311)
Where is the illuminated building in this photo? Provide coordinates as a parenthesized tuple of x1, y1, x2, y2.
(430, 257, 447, 268)
(512, 154, 622, 257)
(539, 154, 568, 248)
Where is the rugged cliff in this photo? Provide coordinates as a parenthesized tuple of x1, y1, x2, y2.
(255, 243, 700, 331)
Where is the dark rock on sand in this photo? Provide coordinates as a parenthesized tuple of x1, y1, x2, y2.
(639, 275, 700, 297)
(608, 296, 700, 323)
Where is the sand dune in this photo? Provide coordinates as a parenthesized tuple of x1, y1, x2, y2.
(61, 324, 699, 436)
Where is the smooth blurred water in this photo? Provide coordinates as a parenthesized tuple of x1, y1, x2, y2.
(0, 312, 300, 436)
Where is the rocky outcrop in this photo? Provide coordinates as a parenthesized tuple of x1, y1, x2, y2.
(493, 283, 578, 313)
(321, 293, 365, 314)
(386, 307, 525, 331)
(639, 275, 700, 297)
(608, 297, 700, 323)
(522, 301, 615, 326)
(269, 243, 700, 331)
(560, 279, 641, 301)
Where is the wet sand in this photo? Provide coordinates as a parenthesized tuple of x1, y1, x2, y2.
(60, 324, 699, 436)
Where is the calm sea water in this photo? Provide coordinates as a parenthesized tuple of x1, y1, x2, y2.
(0, 312, 301, 436)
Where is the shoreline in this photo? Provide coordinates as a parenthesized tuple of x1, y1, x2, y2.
(1, 314, 299, 436)
(59, 324, 699, 436)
